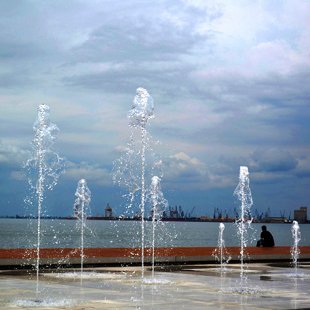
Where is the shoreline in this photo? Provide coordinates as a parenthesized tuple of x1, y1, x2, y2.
(0, 216, 305, 224)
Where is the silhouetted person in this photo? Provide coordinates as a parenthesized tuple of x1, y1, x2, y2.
(256, 225, 275, 247)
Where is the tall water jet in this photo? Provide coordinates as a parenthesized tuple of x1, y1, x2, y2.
(291, 220, 301, 276)
(148, 176, 168, 280)
(213, 223, 230, 272)
(233, 166, 253, 290)
(74, 179, 91, 280)
(25, 103, 64, 296)
(127, 87, 154, 279)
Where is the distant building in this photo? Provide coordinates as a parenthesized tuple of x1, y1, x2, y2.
(293, 206, 307, 223)
(263, 216, 289, 223)
(105, 203, 113, 218)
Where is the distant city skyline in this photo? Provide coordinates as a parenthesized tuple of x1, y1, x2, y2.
(1, 204, 306, 221)
(0, 1, 309, 217)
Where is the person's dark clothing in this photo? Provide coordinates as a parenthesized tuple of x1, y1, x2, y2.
(257, 226, 275, 247)
(260, 230, 275, 247)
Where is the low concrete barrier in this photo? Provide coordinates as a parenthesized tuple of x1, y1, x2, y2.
(0, 246, 309, 267)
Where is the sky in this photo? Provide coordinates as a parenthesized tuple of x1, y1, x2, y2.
(0, 0, 309, 218)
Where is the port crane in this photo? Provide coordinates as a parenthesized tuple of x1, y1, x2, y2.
(188, 206, 195, 218)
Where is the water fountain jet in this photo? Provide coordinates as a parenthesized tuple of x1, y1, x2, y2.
(127, 88, 154, 280)
(291, 220, 301, 277)
(213, 223, 230, 272)
(74, 178, 91, 282)
(148, 176, 168, 281)
(25, 103, 64, 296)
(233, 166, 253, 292)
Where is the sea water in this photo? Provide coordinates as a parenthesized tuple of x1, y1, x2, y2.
(0, 218, 309, 249)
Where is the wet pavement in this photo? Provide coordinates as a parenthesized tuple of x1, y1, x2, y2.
(0, 262, 309, 309)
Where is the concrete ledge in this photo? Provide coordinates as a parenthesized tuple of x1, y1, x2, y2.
(0, 246, 309, 267)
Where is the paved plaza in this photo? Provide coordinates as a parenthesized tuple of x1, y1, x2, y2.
(0, 262, 309, 309)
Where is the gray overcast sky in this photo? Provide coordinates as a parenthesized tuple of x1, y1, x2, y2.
(0, 0, 309, 217)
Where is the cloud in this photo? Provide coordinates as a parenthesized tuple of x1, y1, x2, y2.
(0, 141, 28, 166)
(162, 151, 207, 190)
(248, 40, 307, 74)
(251, 148, 298, 173)
(293, 156, 310, 178)
(61, 1, 219, 95)
(10, 170, 26, 181)
(73, 20, 202, 63)
(167, 152, 206, 176)
(0, 0, 309, 216)
(64, 161, 112, 186)
(68, 0, 214, 63)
